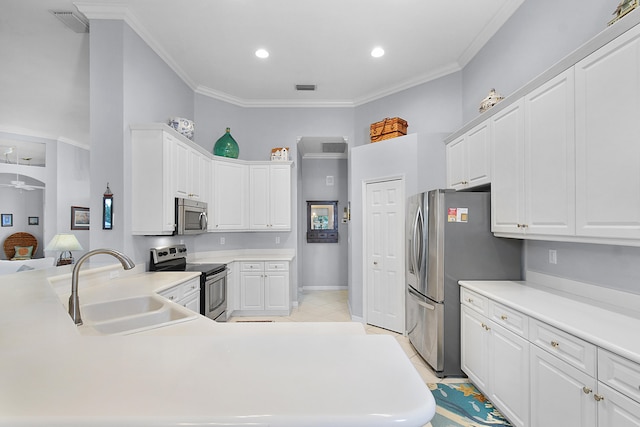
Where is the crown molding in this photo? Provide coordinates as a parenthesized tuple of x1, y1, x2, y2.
(74, 2, 198, 90)
(457, 0, 525, 67)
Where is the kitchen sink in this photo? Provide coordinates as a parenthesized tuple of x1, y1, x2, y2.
(77, 295, 198, 336)
(82, 295, 164, 323)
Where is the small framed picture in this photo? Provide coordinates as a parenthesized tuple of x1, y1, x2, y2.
(71, 206, 90, 230)
(1, 214, 12, 227)
(28, 216, 39, 225)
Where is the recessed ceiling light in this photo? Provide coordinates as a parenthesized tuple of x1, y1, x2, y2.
(255, 49, 269, 59)
(371, 47, 385, 58)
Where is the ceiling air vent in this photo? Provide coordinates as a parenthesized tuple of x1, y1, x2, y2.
(322, 142, 346, 153)
(295, 84, 317, 91)
(51, 11, 89, 33)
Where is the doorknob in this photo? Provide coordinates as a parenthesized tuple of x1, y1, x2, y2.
(373, 261, 378, 265)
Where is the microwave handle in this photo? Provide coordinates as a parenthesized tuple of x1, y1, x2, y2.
(200, 212, 208, 231)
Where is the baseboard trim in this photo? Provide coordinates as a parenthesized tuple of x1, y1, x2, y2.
(301, 286, 348, 291)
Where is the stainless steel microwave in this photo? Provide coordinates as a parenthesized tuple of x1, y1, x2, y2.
(176, 198, 208, 235)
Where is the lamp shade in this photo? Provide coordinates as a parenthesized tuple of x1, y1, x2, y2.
(45, 234, 83, 252)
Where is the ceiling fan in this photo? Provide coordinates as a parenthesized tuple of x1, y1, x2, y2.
(0, 174, 45, 191)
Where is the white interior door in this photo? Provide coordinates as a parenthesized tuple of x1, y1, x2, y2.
(365, 179, 405, 333)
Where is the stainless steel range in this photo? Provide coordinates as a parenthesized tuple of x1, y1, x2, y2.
(149, 244, 228, 322)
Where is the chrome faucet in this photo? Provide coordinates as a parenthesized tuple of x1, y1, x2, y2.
(69, 249, 136, 326)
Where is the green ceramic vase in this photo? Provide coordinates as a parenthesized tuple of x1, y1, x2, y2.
(213, 127, 239, 159)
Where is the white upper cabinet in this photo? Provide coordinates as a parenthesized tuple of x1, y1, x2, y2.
(492, 70, 575, 237)
(491, 99, 525, 234)
(211, 159, 249, 230)
(131, 127, 176, 235)
(249, 164, 292, 231)
(174, 139, 206, 201)
(446, 122, 491, 190)
(575, 25, 640, 240)
(524, 69, 576, 236)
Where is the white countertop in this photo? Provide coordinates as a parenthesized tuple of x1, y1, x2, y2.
(459, 280, 640, 365)
(0, 265, 434, 426)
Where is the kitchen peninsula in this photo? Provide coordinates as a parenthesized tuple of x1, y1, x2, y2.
(0, 263, 435, 427)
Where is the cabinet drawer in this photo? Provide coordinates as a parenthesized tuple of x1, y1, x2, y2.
(266, 261, 289, 272)
(159, 277, 200, 302)
(529, 319, 596, 376)
(180, 278, 200, 297)
(158, 286, 181, 302)
(241, 262, 264, 272)
(599, 348, 640, 404)
(489, 301, 528, 338)
(460, 287, 489, 315)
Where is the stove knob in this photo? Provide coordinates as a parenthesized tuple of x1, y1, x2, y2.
(159, 251, 168, 256)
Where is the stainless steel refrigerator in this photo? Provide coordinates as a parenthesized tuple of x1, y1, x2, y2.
(406, 189, 522, 377)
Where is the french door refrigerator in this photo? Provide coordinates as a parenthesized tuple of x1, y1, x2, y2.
(406, 189, 522, 377)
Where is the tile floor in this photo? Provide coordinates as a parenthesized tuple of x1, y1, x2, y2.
(228, 289, 466, 386)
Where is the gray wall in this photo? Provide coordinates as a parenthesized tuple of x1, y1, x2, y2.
(300, 158, 348, 289)
(89, 20, 195, 265)
(462, 0, 612, 123)
(463, 0, 640, 296)
(82, 2, 640, 309)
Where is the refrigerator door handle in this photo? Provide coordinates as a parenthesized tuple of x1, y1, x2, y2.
(408, 287, 436, 310)
(412, 207, 423, 276)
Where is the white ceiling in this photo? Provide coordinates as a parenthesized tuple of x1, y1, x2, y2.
(0, 0, 523, 146)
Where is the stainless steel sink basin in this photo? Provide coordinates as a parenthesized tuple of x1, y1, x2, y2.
(82, 295, 164, 323)
(77, 295, 198, 336)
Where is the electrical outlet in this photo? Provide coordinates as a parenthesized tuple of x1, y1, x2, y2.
(549, 249, 557, 264)
(276, 236, 280, 244)
(220, 237, 225, 245)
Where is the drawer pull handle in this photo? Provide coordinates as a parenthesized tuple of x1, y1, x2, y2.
(481, 323, 490, 331)
(594, 394, 604, 402)
(467, 298, 473, 303)
(551, 340, 560, 348)
(500, 315, 508, 321)
(583, 387, 592, 394)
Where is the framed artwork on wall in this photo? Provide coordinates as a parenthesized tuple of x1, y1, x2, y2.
(1, 214, 13, 227)
(71, 206, 90, 230)
(28, 216, 39, 225)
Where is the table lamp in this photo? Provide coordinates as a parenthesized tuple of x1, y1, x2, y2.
(45, 234, 84, 266)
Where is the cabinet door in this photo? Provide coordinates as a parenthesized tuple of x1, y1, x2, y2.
(525, 69, 576, 236)
(249, 165, 270, 229)
(446, 125, 490, 190)
(131, 129, 175, 235)
(460, 305, 490, 391)
(466, 122, 491, 188)
(575, 27, 640, 239)
(446, 135, 467, 189)
(213, 160, 249, 230)
(240, 272, 264, 310)
(188, 148, 203, 200)
(530, 345, 597, 427)
(264, 271, 289, 311)
(490, 323, 530, 427)
(174, 138, 189, 199)
(269, 164, 291, 230)
(598, 382, 640, 427)
(491, 99, 525, 234)
(181, 292, 200, 314)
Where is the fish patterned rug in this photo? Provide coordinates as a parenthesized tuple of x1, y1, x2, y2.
(427, 382, 512, 427)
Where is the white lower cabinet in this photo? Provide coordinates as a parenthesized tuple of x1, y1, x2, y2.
(238, 261, 289, 315)
(158, 277, 201, 314)
(461, 302, 529, 427)
(530, 344, 597, 427)
(461, 285, 640, 427)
